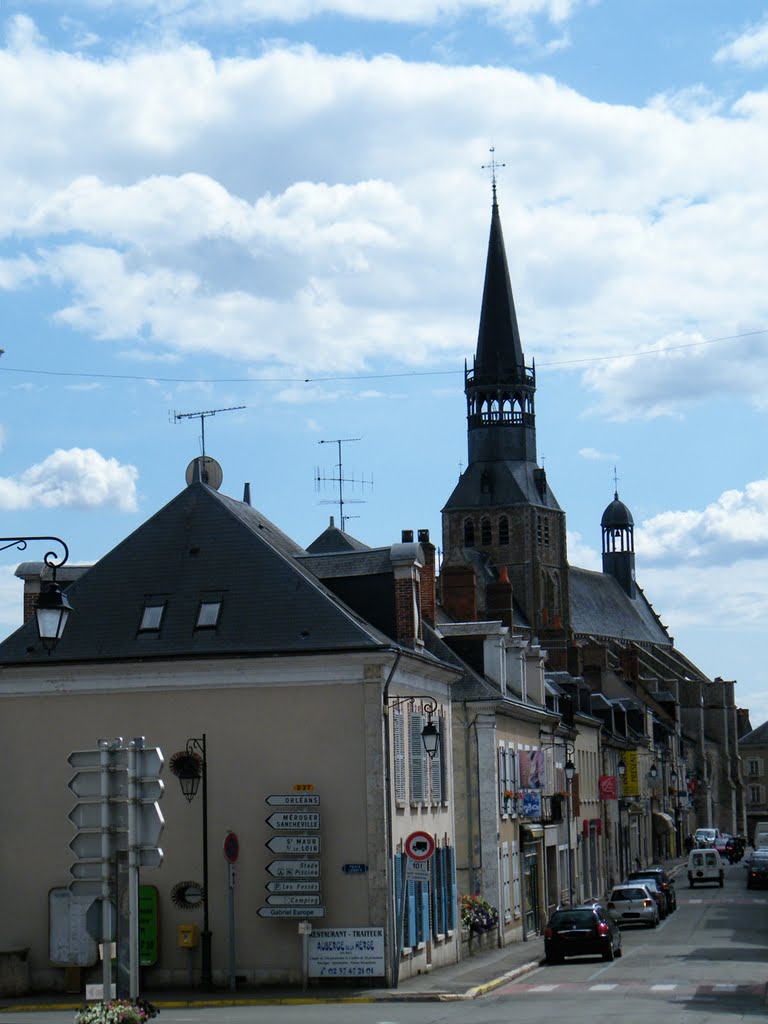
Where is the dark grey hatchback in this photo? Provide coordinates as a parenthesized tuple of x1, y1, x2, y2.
(544, 903, 622, 964)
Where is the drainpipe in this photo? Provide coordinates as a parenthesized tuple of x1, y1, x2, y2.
(382, 651, 403, 988)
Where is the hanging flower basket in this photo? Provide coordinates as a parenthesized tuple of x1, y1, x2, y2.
(74, 998, 159, 1024)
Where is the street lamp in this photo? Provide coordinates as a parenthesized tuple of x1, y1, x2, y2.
(170, 736, 211, 988)
(387, 697, 440, 759)
(0, 535, 72, 650)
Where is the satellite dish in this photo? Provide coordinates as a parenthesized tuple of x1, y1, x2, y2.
(186, 456, 223, 490)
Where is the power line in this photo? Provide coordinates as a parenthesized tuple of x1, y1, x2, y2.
(0, 326, 764, 387)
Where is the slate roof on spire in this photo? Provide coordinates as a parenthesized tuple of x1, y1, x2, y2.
(474, 195, 526, 381)
(601, 492, 634, 529)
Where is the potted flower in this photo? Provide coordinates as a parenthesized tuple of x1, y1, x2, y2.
(74, 998, 159, 1024)
(460, 894, 499, 934)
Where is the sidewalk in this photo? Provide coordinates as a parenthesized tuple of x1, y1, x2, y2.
(0, 858, 685, 1012)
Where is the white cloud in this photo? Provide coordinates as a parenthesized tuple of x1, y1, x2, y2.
(579, 447, 618, 462)
(637, 478, 768, 565)
(2, 22, 768, 411)
(714, 19, 768, 69)
(18, 2, 582, 29)
(566, 529, 600, 570)
(0, 448, 139, 512)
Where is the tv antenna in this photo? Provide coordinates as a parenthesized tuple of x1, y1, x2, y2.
(172, 405, 245, 457)
(315, 438, 373, 532)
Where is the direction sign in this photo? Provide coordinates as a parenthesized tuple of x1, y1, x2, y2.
(265, 881, 321, 894)
(68, 749, 128, 771)
(70, 832, 126, 860)
(68, 770, 128, 800)
(266, 860, 320, 878)
(68, 803, 129, 831)
(138, 803, 164, 848)
(69, 878, 103, 900)
(265, 794, 320, 806)
(257, 906, 326, 919)
(70, 861, 106, 881)
(404, 830, 435, 861)
(266, 812, 320, 830)
(138, 848, 163, 869)
(266, 894, 321, 906)
(265, 835, 321, 854)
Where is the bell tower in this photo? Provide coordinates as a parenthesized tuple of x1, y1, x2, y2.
(441, 184, 570, 648)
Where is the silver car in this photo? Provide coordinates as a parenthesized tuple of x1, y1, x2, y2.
(607, 883, 659, 928)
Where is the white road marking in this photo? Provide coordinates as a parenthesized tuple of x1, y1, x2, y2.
(529, 984, 559, 991)
(589, 983, 618, 990)
(651, 984, 677, 991)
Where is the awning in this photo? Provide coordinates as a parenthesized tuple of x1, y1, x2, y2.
(653, 811, 675, 833)
(521, 824, 544, 840)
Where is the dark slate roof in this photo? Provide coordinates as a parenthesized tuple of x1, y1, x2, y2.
(474, 196, 526, 382)
(305, 518, 371, 554)
(601, 492, 634, 528)
(0, 482, 392, 665)
(298, 548, 392, 578)
(740, 720, 768, 745)
(443, 460, 562, 513)
(569, 567, 671, 645)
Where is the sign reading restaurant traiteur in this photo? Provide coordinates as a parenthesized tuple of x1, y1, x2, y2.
(308, 928, 385, 978)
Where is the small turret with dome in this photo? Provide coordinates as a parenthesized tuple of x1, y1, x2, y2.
(601, 472, 635, 599)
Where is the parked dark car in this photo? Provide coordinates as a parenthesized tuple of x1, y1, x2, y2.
(544, 903, 622, 964)
(627, 866, 677, 912)
(745, 850, 768, 889)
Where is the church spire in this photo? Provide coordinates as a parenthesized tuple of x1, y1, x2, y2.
(465, 189, 537, 465)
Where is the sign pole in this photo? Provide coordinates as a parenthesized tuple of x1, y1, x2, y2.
(227, 862, 236, 992)
(127, 739, 142, 1000)
(100, 741, 116, 1001)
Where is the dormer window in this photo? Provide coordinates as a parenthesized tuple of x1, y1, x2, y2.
(196, 600, 222, 629)
(139, 602, 165, 632)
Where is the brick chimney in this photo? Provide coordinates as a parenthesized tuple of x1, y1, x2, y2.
(486, 564, 514, 629)
(417, 529, 436, 627)
(439, 564, 477, 622)
(391, 534, 423, 647)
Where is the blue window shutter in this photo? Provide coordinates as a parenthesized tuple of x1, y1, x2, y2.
(447, 845, 457, 930)
(407, 880, 417, 947)
(394, 852, 404, 952)
(420, 882, 430, 943)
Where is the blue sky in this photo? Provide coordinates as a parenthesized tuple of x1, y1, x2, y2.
(1, 1, 767, 726)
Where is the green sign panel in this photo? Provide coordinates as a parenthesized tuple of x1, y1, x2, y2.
(139, 886, 159, 966)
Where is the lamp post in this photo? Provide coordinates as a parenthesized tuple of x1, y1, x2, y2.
(0, 535, 72, 649)
(170, 736, 211, 988)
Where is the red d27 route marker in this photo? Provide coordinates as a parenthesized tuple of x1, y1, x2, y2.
(404, 830, 435, 861)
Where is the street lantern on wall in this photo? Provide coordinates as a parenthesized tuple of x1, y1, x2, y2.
(170, 736, 211, 988)
(0, 535, 72, 650)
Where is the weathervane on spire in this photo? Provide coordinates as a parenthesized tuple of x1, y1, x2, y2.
(482, 146, 505, 200)
(613, 465, 620, 499)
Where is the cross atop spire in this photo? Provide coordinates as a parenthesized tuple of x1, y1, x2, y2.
(613, 465, 620, 500)
(482, 146, 505, 202)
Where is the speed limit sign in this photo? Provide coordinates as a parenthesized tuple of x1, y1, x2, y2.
(404, 830, 435, 861)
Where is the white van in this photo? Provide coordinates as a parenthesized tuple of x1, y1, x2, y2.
(687, 848, 724, 887)
(753, 821, 768, 848)
(694, 827, 720, 847)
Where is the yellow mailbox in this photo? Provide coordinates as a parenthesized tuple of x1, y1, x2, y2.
(177, 923, 199, 949)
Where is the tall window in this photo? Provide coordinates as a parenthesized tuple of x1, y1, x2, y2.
(481, 517, 492, 545)
(464, 518, 475, 546)
(499, 516, 509, 545)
